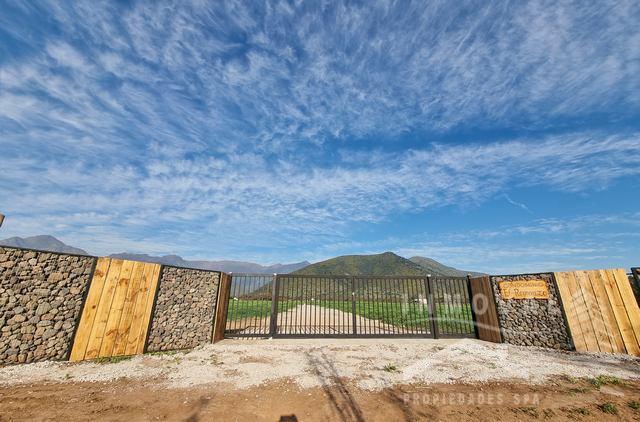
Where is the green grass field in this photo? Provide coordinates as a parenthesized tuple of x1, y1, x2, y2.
(226, 299, 473, 334)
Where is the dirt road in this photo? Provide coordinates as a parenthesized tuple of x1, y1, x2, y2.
(227, 304, 426, 335)
(1, 339, 639, 421)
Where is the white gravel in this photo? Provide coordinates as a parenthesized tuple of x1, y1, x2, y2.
(0, 338, 638, 391)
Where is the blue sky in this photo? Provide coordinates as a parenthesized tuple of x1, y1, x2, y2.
(1, 0, 639, 273)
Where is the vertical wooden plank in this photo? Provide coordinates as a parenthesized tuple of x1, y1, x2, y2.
(99, 260, 135, 357)
(575, 271, 608, 353)
(589, 270, 625, 353)
(136, 263, 161, 354)
(569, 271, 599, 352)
(602, 270, 638, 355)
(484, 279, 501, 343)
(112, 261, 146, 356)
(213, 273, 232, 342)
(555, 272, 587, 351)
(612, 268, 640, 353)
(125, 263, 155, 355)
(84, 259, 124, 359)
(468, 276, 501, 343)
(69, 258, 111, 362)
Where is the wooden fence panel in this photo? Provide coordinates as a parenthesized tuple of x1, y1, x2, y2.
(69, 259, 161, 361)
(469, 276, 501, 343)
(554, 269, 640, 356)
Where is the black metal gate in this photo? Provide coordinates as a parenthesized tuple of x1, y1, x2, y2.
(224, 274, 476, 339)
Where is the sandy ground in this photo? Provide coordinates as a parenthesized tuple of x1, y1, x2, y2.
(226, 304, 429, 335)
(1, 339, 640, 421)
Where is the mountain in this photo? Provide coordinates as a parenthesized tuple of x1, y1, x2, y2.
(0, 235, 88, 255)
(409, 256, 485, 277)
(293, 252, 482, 277)
(108, 252, 309, 274)
(293, 252, 429, 276)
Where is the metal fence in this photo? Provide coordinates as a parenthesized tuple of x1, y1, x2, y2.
(225, 274, 476, 339)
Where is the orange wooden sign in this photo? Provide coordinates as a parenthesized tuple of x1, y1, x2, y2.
(499, 280, 549, 299)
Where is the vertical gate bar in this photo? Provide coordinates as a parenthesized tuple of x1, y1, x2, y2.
(444, 279, 454, 335)
(231, 275, 237, 333)
(408, 277, 418, 335)
(367, 277, 373, 335)
(420, 277, 429, 336)
(421, 277, 430, 335)
(238, 275, 244, 334)
(412, 277, 421, 335)
(343, 278, 348, 335)
(305, 277, 309, 336)
(297, 276, 302, 335)
(286, 276, 292, 335)
(454, 279, 463, 335)
(385, 279, 402, 334)
(227, 274, 234, 333)
(382, 277, 389, 335)
(414, 277, 423, 335)
(364, 277, 368, 335)
(462, 275, 476, 334)
(374, 277, 380, 335)
(466, 275, 479, 338)
(404, 277, 411, 335)
(455, 278, 465, 335)
(448, 279, 458, 335)
(364, 277, 369, 335)
(382, 277, 390, 334)
(269, 274, 279, 337)
(313, 277, 323, 334)
(427, 276, 438, 339)
(455, 278, 465, 334)
(450, 279, 462, 334)
(463, 278, 472, 334)
(253, 276, 259, 335)
(281, 276, 287, 335)
(403, 278, 410, 334)
(299, 276, 303, 335)
(384, 278, 402, 334)
(351, 276, 357, 335)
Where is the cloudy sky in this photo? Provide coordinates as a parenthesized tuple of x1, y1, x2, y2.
(1, 0, 639, 273)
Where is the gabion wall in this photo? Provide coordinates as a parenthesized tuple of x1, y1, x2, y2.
(146, 266, 220, 352)
(0, 247, 96, 364)
(491, 273, 571, 350)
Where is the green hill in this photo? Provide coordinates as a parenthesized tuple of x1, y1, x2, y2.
(292, 252, 429, 276)
(292, 252, 484, 277)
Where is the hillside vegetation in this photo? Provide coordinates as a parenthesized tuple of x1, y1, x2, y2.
(293, 252, 483, 277)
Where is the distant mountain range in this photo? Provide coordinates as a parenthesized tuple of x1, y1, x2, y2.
(0, 235, 89, 255)
(0, 235, 482, 276)
(108, 253, 310, 274)
(0, 235, 309, 274)
(293, 252, 482, 277)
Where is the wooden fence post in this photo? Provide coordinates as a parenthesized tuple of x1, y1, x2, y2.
(212, 272, 232, 343)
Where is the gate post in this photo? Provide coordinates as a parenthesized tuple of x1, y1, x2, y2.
(212, 272, 232, 343)
(269, 274, 279, 337)
(466, 275, 480, 339)
(351, 276, 357, 335)
(426, 275, 439, 339)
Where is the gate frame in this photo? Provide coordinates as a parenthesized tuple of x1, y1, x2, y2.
(220, 273, 478, 340)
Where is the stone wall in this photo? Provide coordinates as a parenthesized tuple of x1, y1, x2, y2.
(0, 247, 96, 364)
(146, 266, 220, 352)
(491, 273, 571, 350)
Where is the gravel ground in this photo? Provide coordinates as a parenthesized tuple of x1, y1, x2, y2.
(1, 338, 639, 391)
